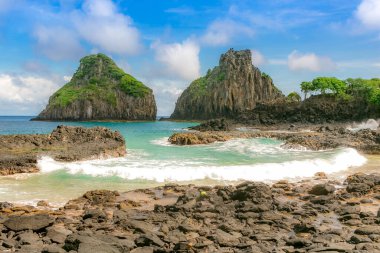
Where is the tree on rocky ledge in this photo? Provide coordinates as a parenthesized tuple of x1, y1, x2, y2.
(311, 77, 347, 95)
(300, 81, 313, 100)
(287, 92, 301, 102)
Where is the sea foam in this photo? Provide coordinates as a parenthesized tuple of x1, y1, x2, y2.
(37, 147, 366, 183)
(347, 119, 379, 132)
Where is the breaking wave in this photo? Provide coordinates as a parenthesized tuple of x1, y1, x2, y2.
(37, 147, 366, 183)
(347, 119, 379, 132)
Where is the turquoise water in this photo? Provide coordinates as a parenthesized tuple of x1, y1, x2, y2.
(0, 116, 367, 206)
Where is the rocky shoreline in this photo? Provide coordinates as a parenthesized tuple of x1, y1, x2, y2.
(169, 122, 380, 155)
(0, 172, 378, 252)
(0, 126, 126, 175)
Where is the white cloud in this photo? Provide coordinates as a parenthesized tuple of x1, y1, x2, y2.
(251, 50, 266, 66)
(83, 0, 116, 17)
(63, 75, 72, 82)
(356, 0, 380, 29)
(0, 74, 64, 115)
(144, 78, 186, 116)
(73, 0, 142, 55)
(151, 39, 200, 81)
(201, 19, 255, 46)
(34, 26, 84, 60)
(287, 50, 336, 72)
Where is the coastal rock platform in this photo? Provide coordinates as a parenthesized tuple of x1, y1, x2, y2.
(169, 126, 380, 154)
(0, 126, 126, 175)
(0, 173, 379, 252)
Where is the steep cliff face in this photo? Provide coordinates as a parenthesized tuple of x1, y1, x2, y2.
(34, 54, 156, 121)
(170, 49, 283, 120)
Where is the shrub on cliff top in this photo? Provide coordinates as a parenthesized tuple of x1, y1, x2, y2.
(287, 92, 301, 102)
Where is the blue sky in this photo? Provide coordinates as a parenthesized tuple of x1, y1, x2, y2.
(0, 0, 379, 116)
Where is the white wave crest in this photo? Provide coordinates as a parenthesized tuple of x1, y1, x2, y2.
(214, 138, 309, 155)
(347, 119, 379, 132)
(150, 137, 173, 146)
(37, 148, 366, 183)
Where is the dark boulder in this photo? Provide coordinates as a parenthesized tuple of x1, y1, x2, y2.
(4, 214, 54, 231)
(308, 184, 335, 196)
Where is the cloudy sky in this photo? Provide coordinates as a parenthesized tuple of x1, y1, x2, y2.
(0, 0, 379, 116)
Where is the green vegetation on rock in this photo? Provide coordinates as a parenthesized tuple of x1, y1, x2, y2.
(188, 77, 208, 97)
(185, 67, 229, 98)
(49, 54, 151, 107)
(287, 92, 301, 102)
(261, 72, 271, 79)
(299, 77, 380, 106)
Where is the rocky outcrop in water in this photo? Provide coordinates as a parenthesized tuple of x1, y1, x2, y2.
(169, 127, 380, 154)
(170, 49, 283, 120)
(0, 126, 126, 175)
(34, 54, 157, 121)
(189, 118, 231, 131)
(0, 173, 379, 252)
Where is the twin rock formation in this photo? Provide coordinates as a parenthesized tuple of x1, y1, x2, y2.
(36, 49, 282, 121)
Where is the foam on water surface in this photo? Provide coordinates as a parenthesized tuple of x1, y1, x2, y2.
(37, 141, 366, 183)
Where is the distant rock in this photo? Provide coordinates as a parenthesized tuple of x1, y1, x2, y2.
(189, 118, 231, 131)
(170, 49, 283, 120)
(34, 53, 156, 121)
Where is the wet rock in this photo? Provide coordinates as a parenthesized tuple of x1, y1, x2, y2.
(130, 247, 154, 253)
(355, 225, 380, 235)
(190, 119, 231, 131)
(314, 172, 328, 179)
(135, 234, 165, 247)
(4, 214, 54, 231)
(83, 190, 119, 206)
(2, 238, 16, 248)
(37, 200, 49, 207)
(210, 229, 240, 247)
(308, 184, 335, 196)
(0, 202, 13, 210)
(360, 198, 373, 204)
(346, 183, 371, 194)
(42, 244, 67, 253)
(232, 182, 272, 203)
(47, 225, 72, 244)
(78, 243, 123, 253)
(17, 231, 40, 245)
(350, 234, 372, 244)
(83, 209, 107, 220)
(345, 173, 380, 186)
(286, 237, 312, 248)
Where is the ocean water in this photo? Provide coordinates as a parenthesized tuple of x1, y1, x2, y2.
(0, 116, 367, 206)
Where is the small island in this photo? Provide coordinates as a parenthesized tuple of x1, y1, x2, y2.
(33, 54, 157, 121)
